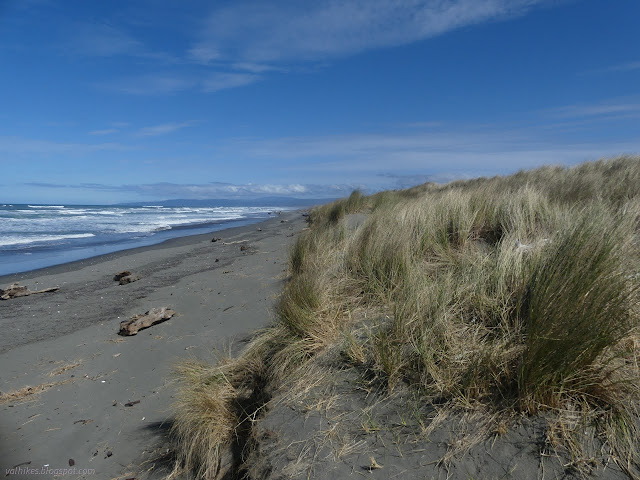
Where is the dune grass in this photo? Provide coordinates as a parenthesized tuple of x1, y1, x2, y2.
(171, 156, 640, 478)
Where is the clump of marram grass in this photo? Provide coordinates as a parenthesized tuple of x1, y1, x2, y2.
(519, 206, 639, 409)
(170, 360, 241, 479)
(309, 189, 368, 228)
(172, 156, 640, 478)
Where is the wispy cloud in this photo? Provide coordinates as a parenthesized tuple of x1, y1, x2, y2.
(584, 60, 640, 75)
(68, 23, 143, 57)
(231, 62, 283, 73)
(192, 0, 548, 64)
(24, 181, 359, 199)
(187, 45, 220, 64)
(220, 125, 638, 177)
(87, 1, 553, 96)
(0, 136, 131, 155)
(89, 128, 119, 136)
(136, 122, 192, 137)
(66, 22, 179, 63)
(100, 73, 260, 95)
(201, 73, 260, 92)
(404, 121, 443, 129)
(548, 99, 640, 119)
(97, 74, 196, 95)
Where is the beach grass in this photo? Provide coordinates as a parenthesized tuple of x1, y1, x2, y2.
(171, 155, 640, 478)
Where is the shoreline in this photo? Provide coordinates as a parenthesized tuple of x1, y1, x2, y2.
(0, 210, 306, 479)
(0, 212, 291, 281)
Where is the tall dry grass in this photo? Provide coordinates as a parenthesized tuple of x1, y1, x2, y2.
(171, 156, 640, 478)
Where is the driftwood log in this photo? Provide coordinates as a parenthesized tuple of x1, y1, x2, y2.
(0, 283, 59, 300)
(119, 307, 176, 336)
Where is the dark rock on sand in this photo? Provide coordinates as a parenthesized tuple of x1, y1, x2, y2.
(114, 271, 141, 285)
(113, 271, 132, 281)
(119, 274, 141, 285)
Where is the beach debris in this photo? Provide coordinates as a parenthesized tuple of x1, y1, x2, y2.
(119, 274, 141, 285)
(118, 307, 176, 336)
(113, 270, 131, 280)
(211, 237, 222, 242)
(48, 361, 81, 377)
(0, 380, 69, 404)
(240, 245, 249, 251)
(124, 400, 140, 407)
(0, 283, 59, 300)
(68, 459, 75, 467)
(366, 456, 384, 470)
(114, 271, 141, 285)
(105, 450, 113, 458)
(73, 419, 93, 425)
(515, 238, 551, 251)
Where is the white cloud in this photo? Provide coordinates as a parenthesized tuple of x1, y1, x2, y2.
(89, 128, 119, 136)
(70, 23, 143, 57)
(100, 72, 260, 95)
(192, 0, 546, 63)
(136, 122, 192, 137)
(0, 136, 130, 155)
(220, 126, 638, 176)
(98, 74, 196, 95)
(231, 62, 283, 73)
(24, 181, 358, 199)
(188, 45, 220, 64)
(201, 72, 261, 92)
(89, 1, 553, 96)
(548, 99, 640, 119)
(586, 60, 640, 75)
(65, 22, 179, 63)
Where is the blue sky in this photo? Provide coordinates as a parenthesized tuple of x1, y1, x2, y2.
(1, 0, 639, 204)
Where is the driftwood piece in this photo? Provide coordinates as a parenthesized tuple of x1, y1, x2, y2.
(0, 283, 59, 300)
(119, 307, 176, 336)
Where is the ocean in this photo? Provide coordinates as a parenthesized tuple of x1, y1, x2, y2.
(0, 203, 293, 276)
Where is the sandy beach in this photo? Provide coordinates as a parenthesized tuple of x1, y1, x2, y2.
(0, 210, 306, 479)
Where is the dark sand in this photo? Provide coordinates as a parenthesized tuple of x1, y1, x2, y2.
(0, 211, 306, 479)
